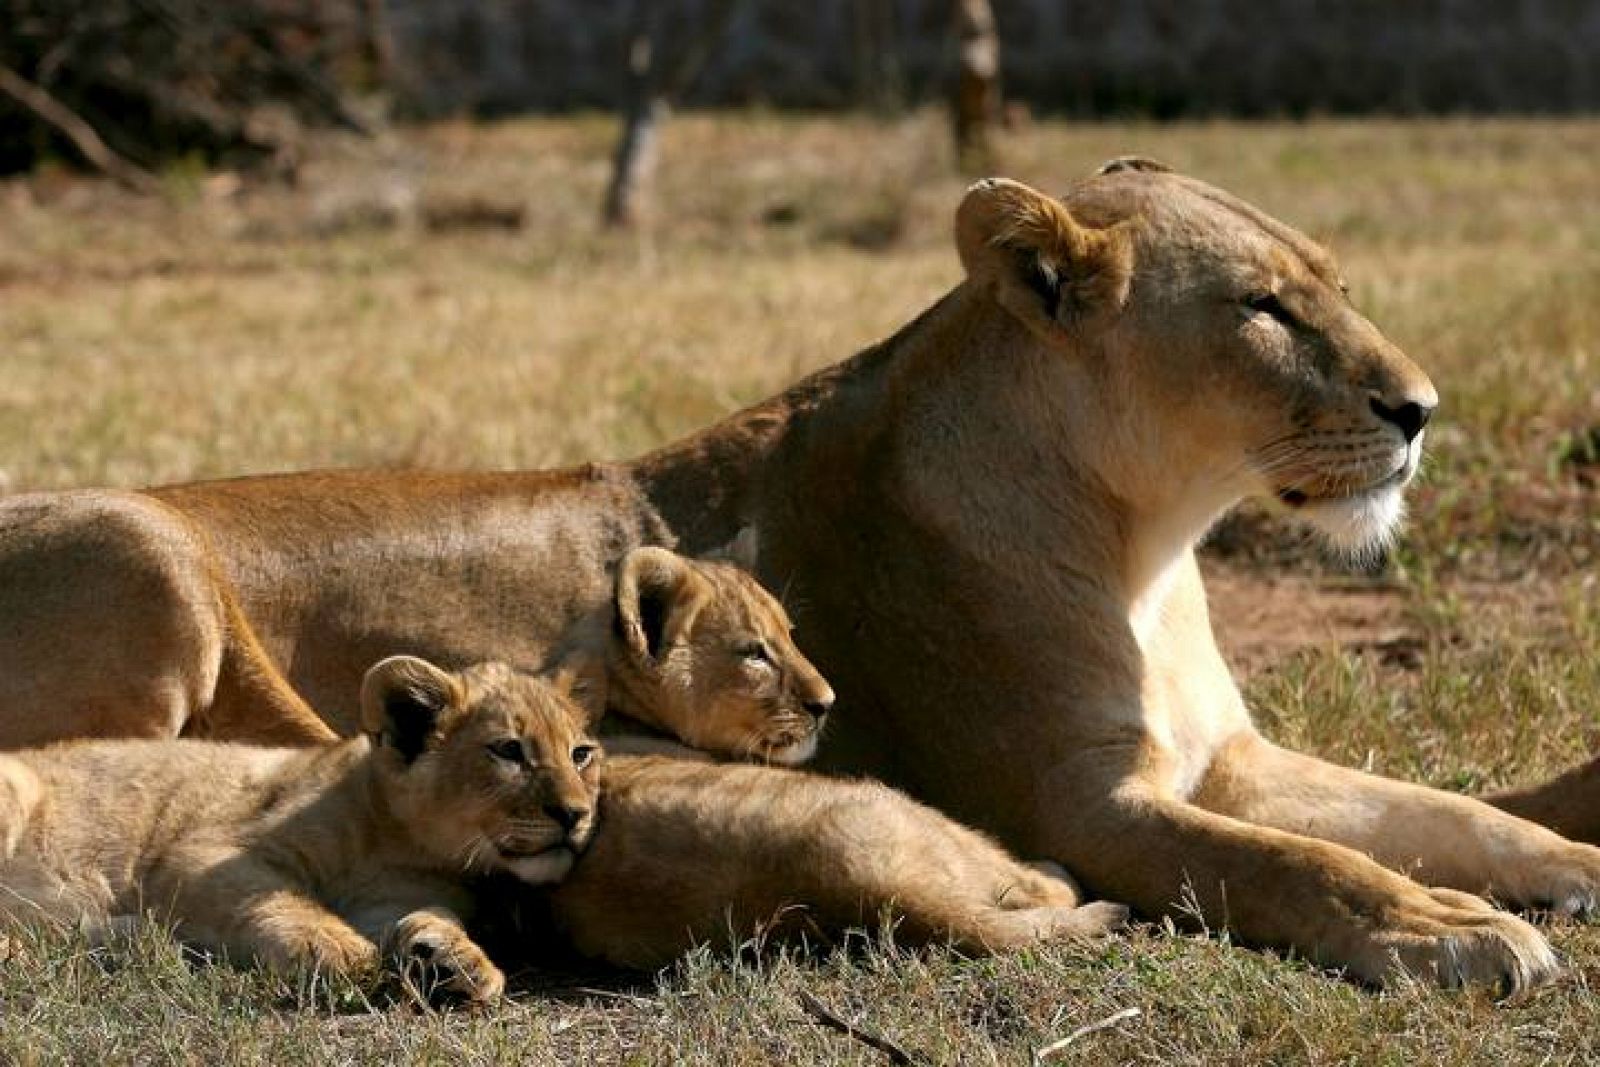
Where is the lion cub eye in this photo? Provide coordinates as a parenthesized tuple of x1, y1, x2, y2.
(1244, 291, 1291, 323)
(571, 744, 598, 770)
(487, 739, 527, 764)
(738, 640, 772, 665)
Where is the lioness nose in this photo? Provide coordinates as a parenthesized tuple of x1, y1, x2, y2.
(1369, 396, 1434, 443)
(544, 803, 589, 832)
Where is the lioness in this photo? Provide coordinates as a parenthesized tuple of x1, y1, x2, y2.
(4, 161, 1597, 991)
(0, 657, 601, 1004)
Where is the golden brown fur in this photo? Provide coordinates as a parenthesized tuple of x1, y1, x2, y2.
(538, 545, 1121, 969)
(0, 657, 600, 1004)
(2, 162, 1597, 991)
(549, 757, 1125, 970)
(560, 543, 836, 765)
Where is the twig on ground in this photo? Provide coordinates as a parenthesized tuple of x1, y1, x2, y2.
(1034, 1006, 1142, 1062)
(796, 989, 919, 1066)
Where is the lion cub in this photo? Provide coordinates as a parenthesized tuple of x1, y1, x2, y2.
(0, 657, 600, 1004)
(557, 543, 837, 765)
(542, 546, 1127, 969)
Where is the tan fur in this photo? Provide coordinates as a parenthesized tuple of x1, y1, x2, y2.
(540, 549, 1122, 969)
(549, 758, 1126, 970)
(1, 165, 1596, 992)
(0, 657, 601, 1004)
(559, 545, 836, 765)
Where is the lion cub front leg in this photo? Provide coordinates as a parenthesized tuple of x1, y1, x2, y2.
(348, 888, 505, 1006)
(386, 908, 505, 1005)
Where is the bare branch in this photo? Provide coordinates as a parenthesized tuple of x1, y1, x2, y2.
(0, 62, 162, 194)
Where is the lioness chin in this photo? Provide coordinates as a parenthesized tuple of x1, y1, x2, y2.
(0, 657, 600, 1005)
(5, 160, 1600, 993)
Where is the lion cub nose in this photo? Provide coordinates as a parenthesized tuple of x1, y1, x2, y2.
(544, 803, 589, 832)
(803, 691, 836, 721)
(1369, 396, 1434, 443)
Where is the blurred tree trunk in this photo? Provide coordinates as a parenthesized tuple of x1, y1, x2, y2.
(951, 0, 1001, 173)
(602, 4, 665, 229)
(601, 0, 740, 229)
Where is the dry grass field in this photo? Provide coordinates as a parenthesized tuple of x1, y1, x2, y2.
(1, 112, 1598, 1064)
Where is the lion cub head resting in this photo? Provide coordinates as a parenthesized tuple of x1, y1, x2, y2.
(361, 656, 601, 885)
(603, 542, 835, 766)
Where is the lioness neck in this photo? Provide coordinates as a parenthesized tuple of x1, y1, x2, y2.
(631, 285, 1237, 627)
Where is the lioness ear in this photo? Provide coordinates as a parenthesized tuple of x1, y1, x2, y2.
(360, 655, 462, 764)
(955, 177, 1133, 344)
(615, 547, 714, 664)
(702, 526, 759, 571)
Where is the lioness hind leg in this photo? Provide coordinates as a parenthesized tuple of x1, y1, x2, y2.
(196, 595, 338, 746)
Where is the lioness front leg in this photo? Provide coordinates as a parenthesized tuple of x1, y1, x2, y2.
(1194, 734, 1600, 915)
(1043, 770, 1558, 995)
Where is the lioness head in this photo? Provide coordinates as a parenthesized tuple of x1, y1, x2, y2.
(361, 656, 601, 885)
(956, 159, 1437, 556)
(606, 544, 835, 765)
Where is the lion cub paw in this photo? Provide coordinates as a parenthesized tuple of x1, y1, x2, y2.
(302, 924, 382, 978)
(393, 912, 505, 1006)
(1017, 901, 1130, 945)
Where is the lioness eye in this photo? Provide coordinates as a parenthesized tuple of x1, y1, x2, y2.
(488, 739, 526, 764)
(571, 744, 597, 769)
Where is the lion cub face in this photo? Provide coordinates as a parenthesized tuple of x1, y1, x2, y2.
(609, 546, 835, 765)
(362, 657, 601, 885)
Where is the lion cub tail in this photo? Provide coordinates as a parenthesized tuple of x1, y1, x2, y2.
(0, 755, 42, 858)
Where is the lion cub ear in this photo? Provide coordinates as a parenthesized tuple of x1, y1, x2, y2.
(955, 177, 1134, 345)
(547, 660, 607, 726)
(615, 547, 714, 665)
(360, 655, 463, 765)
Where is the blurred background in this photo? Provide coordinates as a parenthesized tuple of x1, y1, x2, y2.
(2, 4, 1600, 1062)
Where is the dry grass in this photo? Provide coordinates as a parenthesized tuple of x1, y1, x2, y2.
(1, 113, 1599, 1064)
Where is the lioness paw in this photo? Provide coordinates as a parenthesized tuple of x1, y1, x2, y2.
(1347, 896, 1558, 999)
